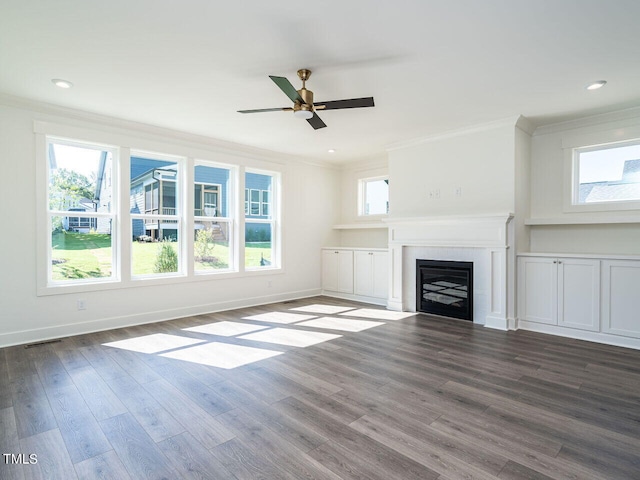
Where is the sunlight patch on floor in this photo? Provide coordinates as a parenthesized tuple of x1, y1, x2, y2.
(242, 312, 317, 324)
(339, 308, 415, 321)
(103, 333, 205, 354)
(159, 342, 283, 369)
(288, 304, 355, 314)
(183, 321, 268, 337)
(238, 327, 341, 347)
(295, 316, 384, 332)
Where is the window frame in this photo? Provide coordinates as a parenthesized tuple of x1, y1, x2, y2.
(357, 175, 389, 217)
(565, 138, 640, 213)
(193, 160, 237, 275)
(45, 136, 119, 287)
(244, 168, 280, 271)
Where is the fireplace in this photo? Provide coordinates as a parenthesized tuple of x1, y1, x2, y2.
(416, 259, 473, 321)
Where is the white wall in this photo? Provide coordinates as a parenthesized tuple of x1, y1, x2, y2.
(388, 119, 518, 218)
(529, 107, 640, 254)
(0, 99, 339, 347)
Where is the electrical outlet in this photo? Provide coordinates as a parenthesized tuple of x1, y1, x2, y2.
(434, 189, 441, 199)
(77, 300, 87, 311)
(455, 186, 463, 197)
(267, 280, 272, 288)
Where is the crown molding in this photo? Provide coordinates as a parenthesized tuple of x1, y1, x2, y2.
(533, 105, 640, 137)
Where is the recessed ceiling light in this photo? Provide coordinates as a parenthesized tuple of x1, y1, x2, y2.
(328, 149, 336, 154)
(586, 80, 607, 91)
(51, 78, 73, 89)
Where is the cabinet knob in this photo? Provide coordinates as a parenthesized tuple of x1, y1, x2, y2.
(558, 261, 562, 264)
(553, 261, 557, 264)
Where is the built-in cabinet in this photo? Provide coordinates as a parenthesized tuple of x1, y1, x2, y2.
(518, 256, 599, 331)
(354, 250, 388, 299)
(518, 254, 640, 346)
(321, 249, 354, 294)
(322, 248, 388, 305)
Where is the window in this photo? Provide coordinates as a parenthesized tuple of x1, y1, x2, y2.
(47, 139, 116, 284)
(194, 162, 234, 273)
(573, 141, 640, 207)
(130, 152, 182, 276)
(40, 130, 280, 292)
(245, 170, 279, 269)
(358, 176, 389, 216)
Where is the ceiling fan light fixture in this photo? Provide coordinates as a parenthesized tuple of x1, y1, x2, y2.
(294, 103, 314, 120)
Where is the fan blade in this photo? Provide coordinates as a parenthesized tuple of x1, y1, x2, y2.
(238, 107, 290, 114)
(313, 97, 375, 110)
(306, 112, 327, 130)
(269, 76, 304, 103)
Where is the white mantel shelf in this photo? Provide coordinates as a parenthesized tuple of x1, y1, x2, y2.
(525, 216, 640, 226)
(332, 223, 388, 230)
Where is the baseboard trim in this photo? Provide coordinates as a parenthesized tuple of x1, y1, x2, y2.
(320, 291, 388, 307)
(484, 315, 509, 331)
(0, 288, 322, 349)
(517, 319, 640, 350)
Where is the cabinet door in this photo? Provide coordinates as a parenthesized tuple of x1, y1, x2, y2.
(558, 258, 600, 332)
(518, 257, 558, 325)
(354, 251, 373, 296)
(336, 250, 354, 293)
(322, 250, 339, 292)
(372, 251, 388, 299)
(601, 260, 640, 338)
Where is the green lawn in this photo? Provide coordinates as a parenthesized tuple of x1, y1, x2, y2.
(51, 232, 272, 280)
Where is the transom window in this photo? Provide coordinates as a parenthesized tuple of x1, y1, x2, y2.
(573, 140, 640, 208)
(358, 176, 389, 216)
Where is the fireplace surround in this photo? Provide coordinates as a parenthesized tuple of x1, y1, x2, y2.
(385, 214, 514, 329)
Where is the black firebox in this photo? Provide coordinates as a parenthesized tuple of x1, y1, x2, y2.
(416, 259, 473, 321)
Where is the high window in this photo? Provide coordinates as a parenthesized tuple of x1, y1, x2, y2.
(573, 140, 640, 207)
(47, 139, 116, 284)
(358, 176, 389, 216)
(245, 170, 279, 269)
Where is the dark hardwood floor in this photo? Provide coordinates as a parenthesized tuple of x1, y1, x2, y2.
(2, 296, 640, 479)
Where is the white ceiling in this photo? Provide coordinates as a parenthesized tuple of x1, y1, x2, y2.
(1, 0, 639, 163)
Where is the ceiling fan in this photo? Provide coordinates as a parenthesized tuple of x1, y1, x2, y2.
(238, 69, 375, 130)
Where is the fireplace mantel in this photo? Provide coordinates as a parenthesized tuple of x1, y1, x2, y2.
(385, 214, 514, 330)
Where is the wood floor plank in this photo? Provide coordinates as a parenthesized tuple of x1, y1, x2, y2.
(217, 408, 343, 480)
(141, 378, 235, 449)
(272, 396, 440, 480)
(209, 380, 329, 453)
(106, 374, 185, 443)
(10, 374, 57, 439)
(67, 366, 128, 421)
(19, 429, 76, 480)
(157, 432, 238, 480)
(72, 450, 132, 480)
(0, 349, 13, 409)
(210, 437, 299, 480)
(349, 414, 504, 479)
(44, 383, 112, 464)
(0, 407, 26, 480)
(99, 413, 179, 480)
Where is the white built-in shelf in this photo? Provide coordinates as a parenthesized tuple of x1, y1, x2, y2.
(525, 216, 640, 226)
(332, 223, 388, 230)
